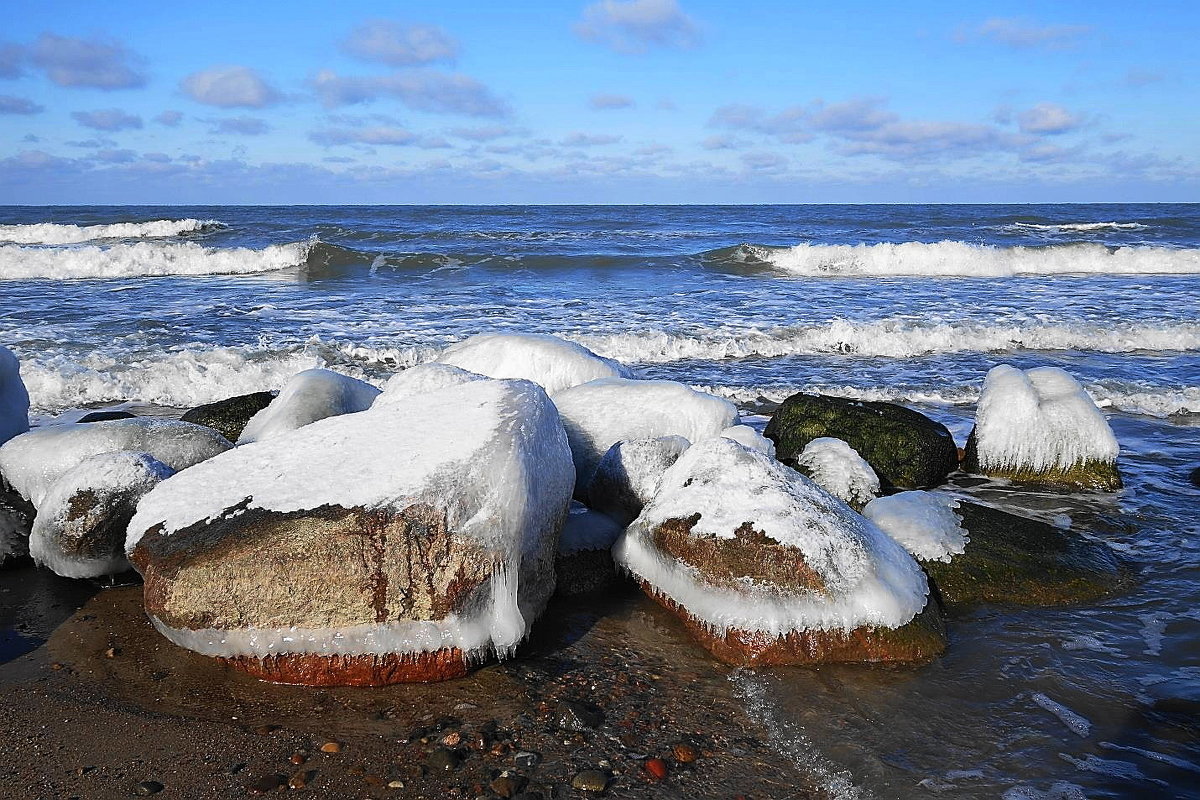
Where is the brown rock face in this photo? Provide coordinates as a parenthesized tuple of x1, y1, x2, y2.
(218, 649, 471, 686)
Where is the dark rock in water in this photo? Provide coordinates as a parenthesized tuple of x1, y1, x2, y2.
(76, 410, 136, 423)
(554, 547, 621, 597)
(924, 501, 1123, 606)
(1189, 466, 1200, 489)
(962, 429, 1122, 491)
(0, 476, 34, 566)
(764, 393, 958, 488)
(556, 699, 605, 731)
(426, 747, 461, 772)
(179, 391, 275, 444)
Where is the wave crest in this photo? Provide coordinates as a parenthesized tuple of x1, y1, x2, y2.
(0, 218, 224, 245)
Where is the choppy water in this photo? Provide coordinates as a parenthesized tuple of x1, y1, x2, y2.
(2, 203, 1198, 798)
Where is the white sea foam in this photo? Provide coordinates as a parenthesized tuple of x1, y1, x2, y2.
(738, 241, 1200, 277)
(1031, 692, 1092, 737)
(0, 218, 223, 245)
(0, 239, 313, 280)
(1006, 222, 1151, 233)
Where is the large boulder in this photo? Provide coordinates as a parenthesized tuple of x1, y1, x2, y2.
(555, 502, 625, 596)
(863, 491, 969, 563)
(180, 391, 275, 443)
(30, 451, 173, 579)
(963, 365, 1121, 491)
(583, 435, 691, 524)
(0, 345, 29, 446)
(794, 437, 880, 511)
(0, 418, 232, 507)
(613, 438, 945, 666)
(238, 369, 380, 444)
(764, 394, 958, 489)
(554, 378, 738, 493)
(435, 333, 629, 396)
(126, 379, 575, 686)
(375, 363, 483, 408)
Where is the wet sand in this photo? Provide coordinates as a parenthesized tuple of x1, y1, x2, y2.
(0, 567, 822, 799)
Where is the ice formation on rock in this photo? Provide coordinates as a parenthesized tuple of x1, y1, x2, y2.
(30, 451, 174, 579)
(559, 501, 624, 555)
(862, 491, 968, 563)
(0, 418, 231, 507)
(584, 435, 691, 523)
(553, 378, 738, 491)
(238, 368, 380, 444)
(436, 333, 630, 396)
(374, 363, 483, 408)
(720, 424, 775, 456)
(0, 346, 29, 446)
(795, 437, 880, 509)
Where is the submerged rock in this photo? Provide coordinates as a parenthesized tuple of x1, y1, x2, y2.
(764, 393, 958, 489)
(179, 391, 275, 443)
(614, 438, 945, 666)
(436, 332, 629, 396)
(0, 345, 29, 447)
(555, 502, 624, 596)
(127, 378, 574, 686)
(238, 369, 379, 444)
(76, 410, 137, 423)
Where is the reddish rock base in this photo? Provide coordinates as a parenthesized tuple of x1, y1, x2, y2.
(638, 581, 946, 667)
(217, 648, 472, 686)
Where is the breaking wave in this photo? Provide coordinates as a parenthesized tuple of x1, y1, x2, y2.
(0, 218, 223, 245)
(1005, 222, 1150, 233)
(709, 241, 1200, 277)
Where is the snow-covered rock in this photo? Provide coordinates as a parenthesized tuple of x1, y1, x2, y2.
(964, 365, 1121, 490)
(613, 438, 944, 666)
(553, 378, 737, 492)
(720, 424, 775, 456)
(238, 368, 380, 444)
(30, 451, 173, 579)
(584, 435, 691, 524)
(374, 363, 483, 408)
(0, 418, 232, 507)
(127, 378, 575, 686)
(863, 491, 967, 563)
(0, 346, 29, 446)
(435, 333, 629, 396)
(795, 437, 880, 510)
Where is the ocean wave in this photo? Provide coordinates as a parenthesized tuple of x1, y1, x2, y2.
(1006, 222, 1150, 233)
(567, 320, 1200, 362)
(708, 241, 1200, 277)
(0, 218, 223, 245)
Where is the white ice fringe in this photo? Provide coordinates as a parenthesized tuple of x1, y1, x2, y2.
(862, 491, 968, 563)
(796, 438, 879, 507)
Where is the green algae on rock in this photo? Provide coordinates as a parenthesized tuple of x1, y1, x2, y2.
(179, 391, 275, 444)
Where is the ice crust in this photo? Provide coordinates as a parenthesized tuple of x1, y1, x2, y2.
(973, 365, 1119, 473)
(0, 218, 221, 245)
(613, 438, 929, 634)
(0, 418, 232, 507)
(553, 378, 738, 489)
(375, 362, 483, 407)
(721, 424, 776, 456)
(30, 451, 174, 579)
(0, 346, 30, 446)
(862, 491, 968, 563)
(436, 333, 630, 395)
(0, 240, 313, 280)
(559, 501, 624, 555)
(796, 438, 880, 508)
(238, 368, 381, 444)
(585, 435, 691, 522)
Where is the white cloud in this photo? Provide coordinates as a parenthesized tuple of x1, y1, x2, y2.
(28, 34, 146, 89)
(343, 20, 459, 66)
(575, 0, 699, 54)
(964, 18, 1092, 50)
(590, 93, 635, 110)
(0, 95, 42, 115)
(155, 110, 183, 127)
(311, 69, 509, 117)
(1017, 103, 1084, 135)
(561, 132, 622, 146)
(310, 126, 417, 146)
(71, 108, 143, 131)
(209, 116, 270, 135)
(182, 66, 282, 109)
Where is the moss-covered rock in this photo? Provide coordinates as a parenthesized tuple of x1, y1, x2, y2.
(923, 501, 1123, 606)
(764, 393, 958, 489)
(179, 391, 274, 444)
(962, 429, 1123, 491)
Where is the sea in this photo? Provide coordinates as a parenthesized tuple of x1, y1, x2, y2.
(1, 204, 1198, 798)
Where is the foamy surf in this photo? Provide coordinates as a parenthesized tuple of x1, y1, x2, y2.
(1005, 222, 1151, 233)
(0, 218, 223, 245)
(0, 238, 315, 280)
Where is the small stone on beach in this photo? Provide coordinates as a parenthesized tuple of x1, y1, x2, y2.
(319, 741, 341, 753)
(571, 770, 608, 792)
(132, 780, 164, 796)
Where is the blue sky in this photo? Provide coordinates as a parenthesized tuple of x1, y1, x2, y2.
(0, 0, 1196, 204)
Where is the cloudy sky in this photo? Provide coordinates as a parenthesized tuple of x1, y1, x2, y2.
(1, 0, 1196, 204)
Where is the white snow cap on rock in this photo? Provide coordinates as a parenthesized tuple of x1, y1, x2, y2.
(0, 346, 30, 446)
(720, 424, 775, 456)
(614, 437, 929, 635)
(585, 435, 691, 523)
(973, 364, 1118, 472)
(375, 362, 483, 408)
(553, 378, 738, 490)
(796, 437, 880, 507)
(863, 491, 968, 563)
(559, 501, 624, 555)
(31, 451, 174, 579)
(0, 418, 231, 507)
(238, 368, 380, 444)
(435, 333, 630, 396)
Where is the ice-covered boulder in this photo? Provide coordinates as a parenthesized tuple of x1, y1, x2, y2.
(613, 438, 945, 666)
(863, 491, 967, 563)
(765, 393, 958, 489)
(554, 378, 737, 493)
(435, 333, 630, 396)
(720, 424, 775, 456)
(584, 435, 691, 524)
(0, 345, 30, 446)
(30, 451, 173, 579)
(0, 418, 232, 507)
(556, 501, 625, 596)
(238, 369, 380, 445)
(374, 363, 483, 408)
(180, 391, 275, 443)
(796, 438, 880, 511)
(127, 378, 575, 686)
(963, 365, 1121, 490)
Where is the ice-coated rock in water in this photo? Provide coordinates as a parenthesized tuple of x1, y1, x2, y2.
(555, 501, 625, 596)
(127, 378, 575, 686)
(435, 333, 630, 396)
(795, 437, 880, 511)
(963, 365, 1121, 490)
(374, 362, 483, 408)
(863, 491, 967, 563)
(238, 368, 380, 444)
(30, 451, 173, 579)
(720, 424, 775, 456)
(179, 391, 275, 444)
(613, 438, 945, 666)
(0, 346, 30, 446)
(553, 378, 737, 493)
(559, 501, 624, 556)
(584, 435, 691, 524)
(0, 418, 232, 507)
